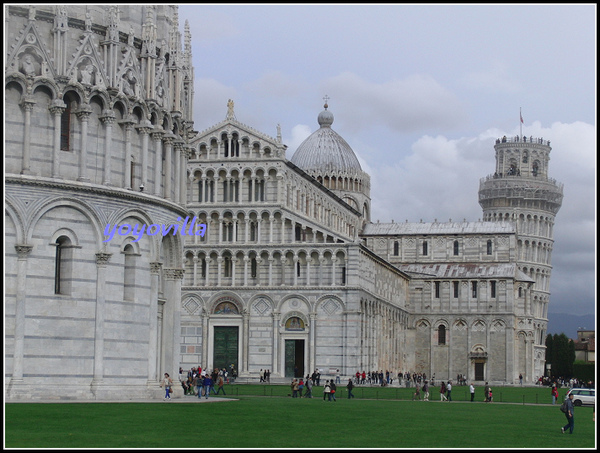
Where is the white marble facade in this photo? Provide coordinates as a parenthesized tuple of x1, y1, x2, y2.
(5, 5, 562, 400)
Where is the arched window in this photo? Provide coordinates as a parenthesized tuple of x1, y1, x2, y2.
(223, 222, 235, 242)
(207, 180, 214, 202)
(223, 256, 232, 277)
(123, 244, 137, 301)
(438, 325, 446, 345)
(532, 162, 539, 177)
(393, 241, 399, 256)
(453, 240, 459, 256)
(54, 236, 73, 295)
(60, 97, 73, 151)
(422, 240, 428, 256)
(251, 258, 257, 278)
(487, 240, 493, 255)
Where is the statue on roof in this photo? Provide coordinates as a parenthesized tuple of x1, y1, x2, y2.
(226, 99, 236, 120)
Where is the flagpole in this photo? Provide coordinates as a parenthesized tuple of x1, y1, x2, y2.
(520, 108, 523, 138)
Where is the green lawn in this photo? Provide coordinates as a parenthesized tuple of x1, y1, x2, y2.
(5, 386, 596, 448)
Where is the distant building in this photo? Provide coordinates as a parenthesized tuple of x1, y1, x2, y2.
(574, 330, 595, 363)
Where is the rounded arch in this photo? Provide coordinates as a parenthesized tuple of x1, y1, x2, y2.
(207, 292, 244, 314)
(27, 197, 104, 248)
(31, 79, 61, 101)
(281, 311, 309, 330)
(248, 294, 275, 316)
(50, 227, 80, 246)
(4, 199, 26, 244)
(277, 294, 311, 313)
(315, 294, 346, 312)
(181, 293, 205, 316)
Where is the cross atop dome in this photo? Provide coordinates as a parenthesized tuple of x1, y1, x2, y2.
(323, 94, 330, 109)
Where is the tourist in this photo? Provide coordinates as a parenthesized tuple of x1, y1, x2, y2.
(160, 373, 173, 400)
(203, 374, 213, 399)
(323, 380, 331, 401)
(347, 378, 355, 399)
(330, 380, 337, 401)
(440, 381, 448, 401)
(446, 380, 453, 401)
(552, 384, 559, 405)
(215, 375, 226, 396)
(423, 380, 429, 401)
(561, 393, 575, 434)
(412, 383, 421, 401)
(470, 382, 475, 402)
(304, 376, 313, 398)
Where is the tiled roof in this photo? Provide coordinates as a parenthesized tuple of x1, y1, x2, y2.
(396, 263, 533, 281)
(362, 220, 515, 236)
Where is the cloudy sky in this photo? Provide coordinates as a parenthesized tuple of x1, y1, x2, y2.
(179, 4, 596, 318)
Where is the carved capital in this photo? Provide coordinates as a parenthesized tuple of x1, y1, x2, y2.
(15, 244, 33, 259)
(100, 112, 116, 125)
(150, 261, 163, 274)
(76, 105, 93, 120)
(95, 251, 112, 267)
(21, 96, 36, 111)
(164, 268, 185, 280)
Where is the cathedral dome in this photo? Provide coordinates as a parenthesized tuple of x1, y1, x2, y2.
(291, 103, 362, 173)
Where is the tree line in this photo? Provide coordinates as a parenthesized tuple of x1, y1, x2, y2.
(545, 333, 576, 379)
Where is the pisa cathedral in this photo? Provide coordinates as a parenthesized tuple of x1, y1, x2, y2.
(5, 5, 564, 400)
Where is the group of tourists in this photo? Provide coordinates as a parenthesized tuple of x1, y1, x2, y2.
(175, 366, 229, 399)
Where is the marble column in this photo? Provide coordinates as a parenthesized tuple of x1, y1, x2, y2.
(173, 142, 182, 204)
(272, 312, 280, 375)
(162, 268, 184, 379)
(10, 245, 33, 383)
(151, 130, 164, 196)
(101, 111, 116, 185)
(121, 120, 135, 189)
(147, 262, 161, 384)
(91, 252, 112, 391)
(19, 97, 36, 176)
(76, 105, 92, 182)
(48, 100, 66, 178)
(163, 135, 174, 200)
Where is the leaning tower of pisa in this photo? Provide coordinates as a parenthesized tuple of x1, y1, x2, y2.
(478, 135, 563, 379)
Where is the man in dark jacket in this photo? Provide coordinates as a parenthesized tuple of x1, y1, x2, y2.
(561, 393, 575, 434)
(347, 378, 355, 399)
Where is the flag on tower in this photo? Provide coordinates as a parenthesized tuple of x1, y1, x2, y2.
(520, 110, 524, 124)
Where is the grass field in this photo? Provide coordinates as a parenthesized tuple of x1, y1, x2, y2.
(5, 385, 596, 448)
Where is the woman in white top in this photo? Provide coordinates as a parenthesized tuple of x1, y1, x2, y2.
(161, 373, 173, 400)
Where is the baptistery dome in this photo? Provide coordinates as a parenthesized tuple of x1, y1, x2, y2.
(291, 103, 363, 173)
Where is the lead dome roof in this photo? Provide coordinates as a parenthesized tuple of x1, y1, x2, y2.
(290, 103, 362, 173)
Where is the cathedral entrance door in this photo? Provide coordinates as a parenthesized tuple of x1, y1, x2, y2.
(285, 339, 305, 377)
(213, 326, 239, 373)
(474, 362, 485, 381)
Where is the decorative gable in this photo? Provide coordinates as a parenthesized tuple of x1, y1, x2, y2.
(66, 21, 108, 89)
(6, 15, 56, 79)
